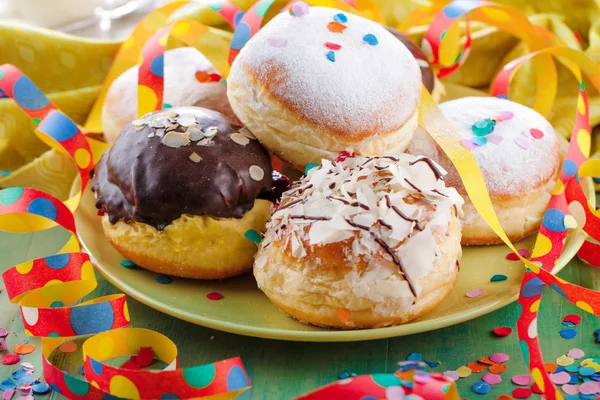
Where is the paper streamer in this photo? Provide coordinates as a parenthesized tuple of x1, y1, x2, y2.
(0, 66, 250, 399)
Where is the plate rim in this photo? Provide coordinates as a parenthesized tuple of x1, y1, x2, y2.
(78, 178, 595, 342)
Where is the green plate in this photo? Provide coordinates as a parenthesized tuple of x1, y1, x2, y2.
(76, 83, 595, 342)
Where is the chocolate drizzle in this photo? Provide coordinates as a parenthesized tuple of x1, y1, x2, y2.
(92, 107, 288, 230)
(409, 157, 444, 180)
(371, 232, 417, 297)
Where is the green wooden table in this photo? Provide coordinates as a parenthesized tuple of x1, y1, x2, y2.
(1, 227, 600, 400)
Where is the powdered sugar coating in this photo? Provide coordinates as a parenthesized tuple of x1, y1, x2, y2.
(408, 97, 560, 197)
(230, 7, 422, 138)
(260, 154, 464, 296)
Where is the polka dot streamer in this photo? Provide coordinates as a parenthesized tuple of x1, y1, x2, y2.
(423, 2, 600, 399)
(0, 67, 251, 399)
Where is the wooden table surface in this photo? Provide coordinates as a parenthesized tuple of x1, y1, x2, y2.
(1, 227, 600, 400)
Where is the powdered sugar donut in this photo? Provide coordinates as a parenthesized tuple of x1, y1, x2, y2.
(227, 6, 422, 168)
(254, 154, 464, 328)
(408, 96, 561, 245)
(102, 47, 239, 143)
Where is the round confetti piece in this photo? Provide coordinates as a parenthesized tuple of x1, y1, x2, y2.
(550, 371, 571, 385)
(58, 341, 77, 353)
(497, 395, 514, 400)
(244, 229, 262, 244)
(326, 51, 336, 62)
(290, 1, 309, 17)
(580, 366, 595, 376)
(529, 128, 544, 139)
(511, 375, 532, 386)
(478, 357, 494, 365)
(563, 314, 582, 325)
(136, 347, 154, 367)
(466, 289, 484, 298)
(562, 384, 580, 395)
(560, 329, 577, 339)
(120, 260, 137, 269)
(472, 136, 488, 146)
(17, 375, 33, 386)
(363, 34, 378, 46)
(2, 389, 15, 400)
(385, 385, 405, 400)
(487, 133, 503, 144)
(461, 139, 477, 150)
(495, 110, 514, 121)
(1, 353, 20, 365)
(545, 362, 558, 373)
(482, 373, 502, 385)
(333, 13, 347, 23)
(31, 382, 49, 394)
(443, 371, 459, 381)
(207, 292, 223, 301)
(512, 388, 532, 399)
(0, 378, 16, 391)
(155, 275, 172, 284)
(493, 326, 512, 336)
(14, 344, 35, 355)
(0, 328, 7, 337)
(456, 366, 472, 378)
(327, 21, 347, 33)
(579, 381, 600, 395)
(490, 353, 509, 364)
(490, 274, 508, 282)
(557, 355, 575, 366)
(568, 348, 585, 359)
(467, 362, 486, 373)
(267, 36, 287, 47)
(471, 381, 491, 394)
(472, 119, 495, 136)
(20, 362, 33, 372)
(489, 364, 507, 374)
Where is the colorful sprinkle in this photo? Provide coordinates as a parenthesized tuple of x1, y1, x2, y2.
(491, 274, 508, 282)
(471, 381, 491, 394)
(511, 375, 532, 386)
(461, 139, 477, 150)
(1, 354, 20, 365)
(514, 136, 531, 150)
(472, 119, 495, 136)
(363, 34, 378, 46)
(207, 292, 223, 301)
(563, 314, 582, 326)
(490, 353, 509, 364)
(0, 328, 7, 337)
(560, 329, 577, 339)
(529, 128, 544, 139)
(466, 288, 484, 298)
(244, 229, 262, 243)
(290, 1, 309, 17)
(155, 275, 172, 284)
(493, 326, 512, 336)
(326, 51, 336, 62)
(333, 13, 347, 23)
(327, 21, 347, 33)
(325, 42, 341, 50)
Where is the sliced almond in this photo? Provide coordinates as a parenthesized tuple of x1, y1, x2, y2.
(204, 127, 218, 138)
(230, 133, 250, 146)
(166, 111, 178, 118)
(239, 127, 256, 140)
(189, 152, 202, 163)
(150, 116, 169, 128)
(249, 165, 265, 181)
(155, 128, 165, 137)
(133, 119, 146, 127)
(147, 132, 155, 138)
(177, 113, 196, 127)
(197, 138, 213, 146)
(162, 131, 190, 148)
(187, 126, 205, 141)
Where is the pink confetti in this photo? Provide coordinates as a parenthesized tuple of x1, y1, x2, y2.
(511, 375, 532, 386)
(207, 292, 223, 300)
(506, 248, 530, 260)
(482, 373, 502, 385)
(529, 128, 544, 139)
(495, 111, 514, 121)
(0, 328, 7, 337)
(2, 389, 15, 400)
(267, 36, 287, 47)
(291, 1, 309, 17)
(413, 373, 430, 384)
(466, 289, 484, 298)
(17, 386, 31, 396)
(443, 371, 459, 381)
(385, 386, 405, 400)
(489, 353, 509, 364)
(461, 139, 477, 150)
(549, 371, 571, 385)
(487, 134, 503, 144)
(567, 348, 585, 359)
(514, 136, 531, 150)
(15, 397, 33, 400)
(562, 384, 579, 395)
(325, 42, 342, 50)
(0, 338, 6, 352)
(580, 381, 600, 395)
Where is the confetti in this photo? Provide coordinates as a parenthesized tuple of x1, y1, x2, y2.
(326, 51, 336, 62)
(290, 1, 309, 17)
(512, 388, 532, 398)
(2, 388, 15, 400)
(338, 372, 357, 379)
(466, 289, 484, 298)
(325, 42, 341, 50)
(120, 259, 138, 269)
(385, 386, 405, 400)
(407, 353, 422, 362)
(327, 21, 347, 33)
(506, 248, 531, 260)
(497, 396, 514, 400)
(1, 354, 20, 365)
(363, 34, 378, 46)
(511, 375, 532, 386)
(471, 381, 491, 394)
(514, 136, 531, 150)
(579, 381, 600, 395)
(155, 275, 172, 284)
(496, 111, 514, 121)
(579, 366, 595, 376)
(482, 373, 502, 385)
(563, 314, 582, 326)
(424, 360, 440, 368)
(207, 292, 223, 301)
(0, 379, 15, 391)
(333, 13, 347, 23)
(562, 384, 579, 395)
(545, 362, 558, 373)
(0, 328, 7, 337)
(478, 357, 494, 365)
(490, 274, 508, 282)
(267, 36, 287, 47)
(456, 366, 472, 378)
(490, 353, 509, 364)
(493, 326, 512, 336)
(20, 363, 33, 372)
(487, 134, 503, 144)
(58, 341, 77, 353)
(461, 139, 477, 150)
(549, 371, 571, 385)
(136, 347, 154, 368)
(304, 163, 319, 175)
(560, 329, 577, 339)
(472, 136, 488, 146)
(529, 128, 544, 139)
(13, 344, 34, 355)
(31, 382, 49, 394)
(467, 362, 486, 373)
(489, 364, 507, 374)
(472, 119, 495, 136)
(244, 229, 262, 243)
(557, 355, 575, 366)
(443, 371, 459, 381)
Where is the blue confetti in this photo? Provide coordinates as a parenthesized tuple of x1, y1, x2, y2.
(490, 274, 508, 282)
(407, 353, 422, 362)
(156, 275, 173, 284)
(33, 381, 50, 394)
(0, 378, 16, 390)
(0, 170, 11, 177)
(559, 328, 577, 339)
(595, 328, 600, 336)
(555, 366, 566, 373)
(120, 259, 138, 269)
(338, 371, 357, 379)
(580, 367, 595, 376)
(244, 229, 262, 244)
(17, 375, 34, 386)
(565, 364, 579, 372)
(333, 13, 347, 23)
(562, 321, 575, 327)
(424, 360, 440, 368)
(472, 136, 488, 146)
(363, 34, 378, 46)
(11, 370, 26, 380)
(471, 381, 491, 395)
(521, 277, 545, 297)
(304, 163, 319, 175)
(326, 50, 336, 62)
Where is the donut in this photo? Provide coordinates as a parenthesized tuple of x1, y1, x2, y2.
(227, 6, 422, 169)
(383, 27, 445, 101)
(92, 107, 289, 279)
(407, 96, 561, 245)
(254, 154, 464, 329)
(102, 47, 239, 143)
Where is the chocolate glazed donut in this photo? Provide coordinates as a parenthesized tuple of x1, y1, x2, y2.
(92, 106, 288, 231)
(384, 27, 435, 93)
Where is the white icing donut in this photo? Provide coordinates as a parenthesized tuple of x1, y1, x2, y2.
(254, 154, 464, 328)
(227, 6, 422, 168)
(408, 96, 561, 245)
